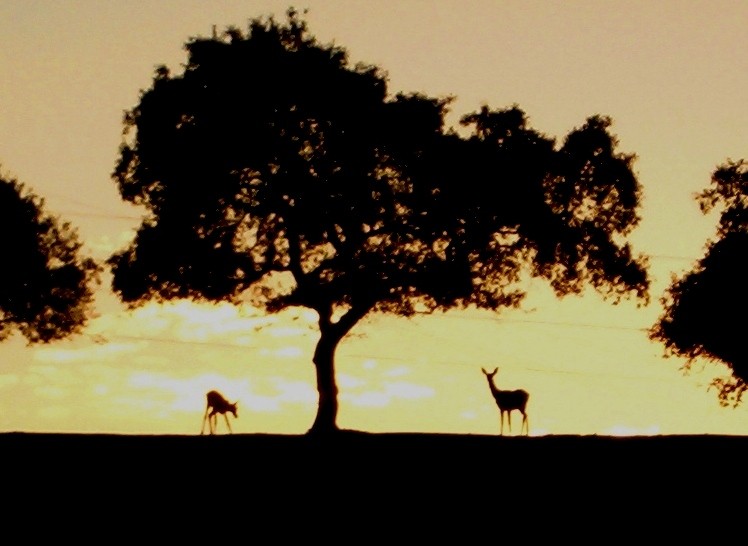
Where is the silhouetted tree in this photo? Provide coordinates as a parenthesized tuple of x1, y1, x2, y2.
(650, 159, 748, 406)
(109, 9, 649, 434)
(0, 169, 100, 343)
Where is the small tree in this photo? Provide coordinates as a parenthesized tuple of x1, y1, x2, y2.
(650, 159, 748, 406)
(109, 11, 649, 434)
(0, 169, 100, 343)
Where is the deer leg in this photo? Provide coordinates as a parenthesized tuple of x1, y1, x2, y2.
(201, 407, 210, 435)
(224, 413, 232, 434)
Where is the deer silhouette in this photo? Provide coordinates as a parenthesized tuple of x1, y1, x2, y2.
(481, 367, 529, 436)
(201, 390, 238, 435)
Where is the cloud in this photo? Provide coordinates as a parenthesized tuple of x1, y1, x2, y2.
(384, 366, 410, 378)
(93, 384, 109, 396)
(383, 381, 435, 400)
(33, 385, 68, 400)
(258, 346, 304, 358)
(349, 392, 390, 407)
(268, 378, 317, 404)
(86, 230, 136, 260)
(605, 424, 661, 436)
(92, 300, 287, 343)
(32, 301, 316, 380)
(342, 380, 435, 407)
(119, 370, 316, 416)
(338, 373, 365, 388)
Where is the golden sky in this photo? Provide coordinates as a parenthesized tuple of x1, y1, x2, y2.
(1, 0, 747, 435)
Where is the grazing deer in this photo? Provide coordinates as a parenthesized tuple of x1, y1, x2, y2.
(481, 367, 529, 436)
(201, 390, 238, 435)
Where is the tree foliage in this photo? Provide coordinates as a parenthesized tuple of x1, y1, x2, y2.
(650, 159, 748, 406)
(0, 170, 100, 343)
(110, 10, 649, 433)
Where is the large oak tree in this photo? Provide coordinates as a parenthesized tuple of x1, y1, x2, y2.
(0, 170, 100, 343)
(109, 10, 649, 434)
(650, 159, 748, 406)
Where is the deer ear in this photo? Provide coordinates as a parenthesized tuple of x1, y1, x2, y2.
(492, 367, 498, 374)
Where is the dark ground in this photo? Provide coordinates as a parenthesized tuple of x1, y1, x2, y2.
(4, 431, 741, 532)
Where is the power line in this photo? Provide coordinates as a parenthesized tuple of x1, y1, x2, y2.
(84, 330, 701, 386)
(474, 316, 647, 332)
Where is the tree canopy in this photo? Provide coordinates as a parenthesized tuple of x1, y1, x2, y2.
(109, 10, 649, 434)
(650, 159, 748, 406)
(0, 169, 100, 343)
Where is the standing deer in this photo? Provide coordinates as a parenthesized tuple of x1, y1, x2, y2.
(481, 367, 529, 436)
(201, 390, 239, 435)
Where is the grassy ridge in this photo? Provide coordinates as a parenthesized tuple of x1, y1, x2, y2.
(4, 431, 739, 530)
(3, 430, 741, 473)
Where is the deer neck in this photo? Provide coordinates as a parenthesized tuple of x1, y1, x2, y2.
(487, 377, 500, 395)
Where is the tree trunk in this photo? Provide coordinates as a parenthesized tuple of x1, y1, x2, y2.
(306, 302, 372, 436)
(308, 332, 340, 435)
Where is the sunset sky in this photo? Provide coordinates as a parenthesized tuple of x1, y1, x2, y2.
(1, 0, 747, 436)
